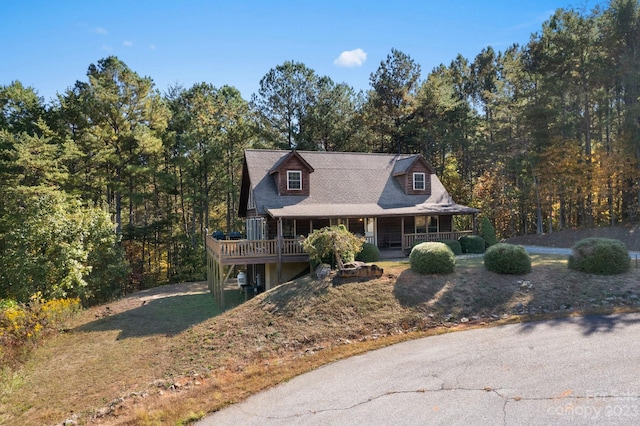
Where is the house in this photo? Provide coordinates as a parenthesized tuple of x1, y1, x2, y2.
(206, 149, 479, 308)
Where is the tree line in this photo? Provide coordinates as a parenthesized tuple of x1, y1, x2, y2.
(1, 0, 639, 303)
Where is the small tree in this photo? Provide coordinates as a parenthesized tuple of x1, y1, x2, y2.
(302, 225, 364, 269)
(479, 216, 498, 247)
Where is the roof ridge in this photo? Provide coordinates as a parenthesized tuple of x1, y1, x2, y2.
(245, 148, 417, 157)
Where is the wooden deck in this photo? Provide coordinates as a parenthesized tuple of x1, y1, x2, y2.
(206, 235, 309, 310)
(205, 236, 309, 265)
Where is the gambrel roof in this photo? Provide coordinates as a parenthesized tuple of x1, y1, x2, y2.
(239, 149, 479, 219)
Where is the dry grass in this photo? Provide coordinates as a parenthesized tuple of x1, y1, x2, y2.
(2, 255, 640, 425)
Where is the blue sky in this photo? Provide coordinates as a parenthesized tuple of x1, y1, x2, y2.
(1, 0, 602, 103)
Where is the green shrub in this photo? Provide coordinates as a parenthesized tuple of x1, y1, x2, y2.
(409, 242, 455, 274)
(0, 189, 129, 305)
(568, 237, 630, 275)
(459, 235, 486, 254)
(356, 242, 380, 262)
(484, 243, 531, 274)
(440, 239, 462, 255)
(479, 216, 498, 247)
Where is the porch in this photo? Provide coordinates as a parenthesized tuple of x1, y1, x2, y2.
(403, 230, 473, 250)
(206, 230, 473, 265)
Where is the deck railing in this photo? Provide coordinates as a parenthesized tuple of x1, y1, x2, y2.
(403, 231, 473, 249)
(206, 236, 306, 261)
(206, 231, 473, 262)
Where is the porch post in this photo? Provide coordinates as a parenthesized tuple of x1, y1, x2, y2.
(277, 217, 283, 283)
(401, 217, 405, 251)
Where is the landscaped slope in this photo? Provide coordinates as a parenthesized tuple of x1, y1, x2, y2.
(2, 255, 640, 425)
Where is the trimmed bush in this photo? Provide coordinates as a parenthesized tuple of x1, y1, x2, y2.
(568, 237, 630, 275)
(356, 242, 380, 262)
(459, 235, 486, 254)
(410, 242, 455, 274)
(440, 239, 462, 256)
(479, 216, 499, 247)
(484, 243, 531, 274)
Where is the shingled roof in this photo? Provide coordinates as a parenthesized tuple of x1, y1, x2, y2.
(240, 149, 479, 219)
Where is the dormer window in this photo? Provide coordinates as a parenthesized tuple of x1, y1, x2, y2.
(287, 170, 302, 190)
(413, 172, 425, 191)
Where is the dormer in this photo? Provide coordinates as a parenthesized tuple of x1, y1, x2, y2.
(269, 151, 314, 196)
(392, 155, 434, 195)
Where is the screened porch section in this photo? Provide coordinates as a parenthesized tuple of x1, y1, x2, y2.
(237, 214, 474, 254)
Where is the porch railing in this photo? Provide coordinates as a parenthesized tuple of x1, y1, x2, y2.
(403, 231, 473, 249)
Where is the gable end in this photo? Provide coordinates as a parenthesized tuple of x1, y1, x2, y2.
(270, 151, 313, 196)
(393, 155, 434, 195)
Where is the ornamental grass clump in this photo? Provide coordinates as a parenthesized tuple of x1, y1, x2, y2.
(409, 242, 455, 274)
(568, 237, 630, 275)
(484, 243, 531, 274)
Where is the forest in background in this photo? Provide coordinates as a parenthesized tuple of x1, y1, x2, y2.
(1, 0, 639, 304)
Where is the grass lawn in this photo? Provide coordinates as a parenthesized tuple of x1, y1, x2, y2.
(2, 254, 640, 425)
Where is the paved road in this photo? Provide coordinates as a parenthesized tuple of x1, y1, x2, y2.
(198, 313, 640, 426)
(522, 245, 640, 262)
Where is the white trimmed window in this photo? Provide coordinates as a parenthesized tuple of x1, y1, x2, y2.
(413, 172, 425, 191)
(287, 170, 302, 190)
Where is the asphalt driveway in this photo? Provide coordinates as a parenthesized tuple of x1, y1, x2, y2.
(198, 313, 640, 425)
(525, 245, 640, 259)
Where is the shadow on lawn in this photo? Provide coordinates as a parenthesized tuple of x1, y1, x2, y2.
(392, 267, 518, 315)
(517, 312, 640, 336)
(392, 258, 640, 336)
(74, 288, 244, 339)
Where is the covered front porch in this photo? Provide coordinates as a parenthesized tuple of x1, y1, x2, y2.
(214, 213, 475, 258)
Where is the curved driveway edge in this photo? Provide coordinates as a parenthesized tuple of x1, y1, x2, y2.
(199, 313, 640, 425)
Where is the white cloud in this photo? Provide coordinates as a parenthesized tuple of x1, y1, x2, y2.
(101, 44, 112, 52)
(149, 44, 156, 50)
(92, 26, 108, 35)
(333, 48, 367, 67)
(123, 40, 133, 47)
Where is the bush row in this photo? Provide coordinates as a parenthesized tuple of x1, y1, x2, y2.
(409, 237, 630, 277)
